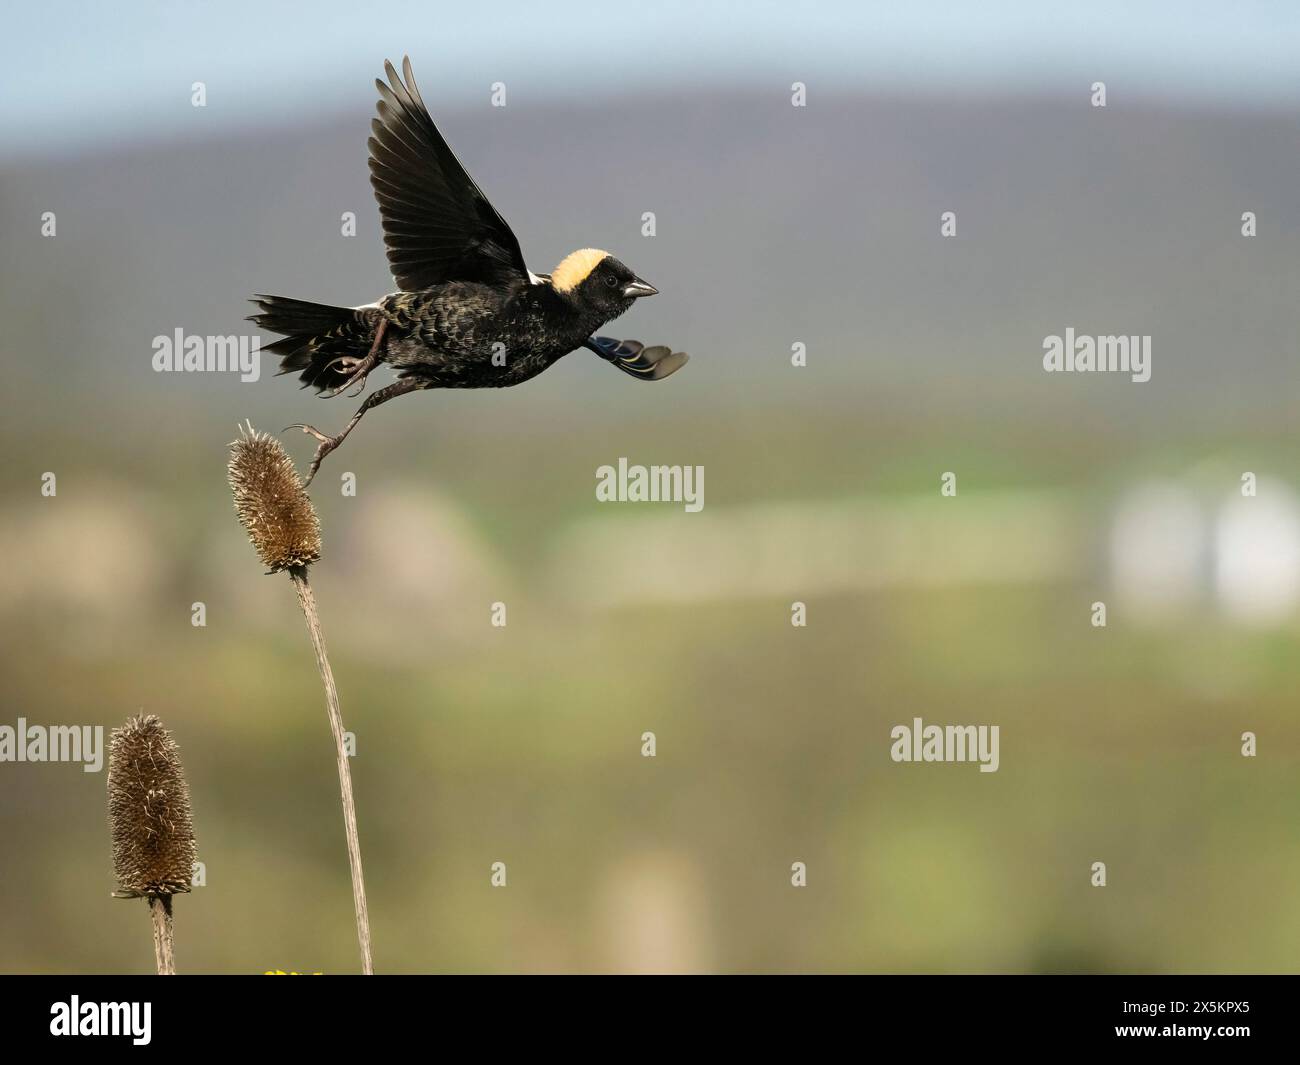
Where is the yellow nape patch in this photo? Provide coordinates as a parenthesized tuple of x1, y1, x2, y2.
(551, 248, 609, 293)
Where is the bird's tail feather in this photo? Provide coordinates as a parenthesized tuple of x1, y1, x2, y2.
(247, 295, 375, 391)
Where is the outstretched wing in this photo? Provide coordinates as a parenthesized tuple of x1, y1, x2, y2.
(585, 337, 690, 381)
(369, 57, 529, 290)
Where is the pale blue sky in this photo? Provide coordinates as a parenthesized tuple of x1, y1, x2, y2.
(3, 0, 1298, 156)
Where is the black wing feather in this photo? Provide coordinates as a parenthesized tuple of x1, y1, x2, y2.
(369, 57, 529, 290)
(585, 337, 690, 381)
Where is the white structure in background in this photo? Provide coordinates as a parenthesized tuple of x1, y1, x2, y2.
(1110, 475, 1300, 626)
(1214, 479, 1300, 625)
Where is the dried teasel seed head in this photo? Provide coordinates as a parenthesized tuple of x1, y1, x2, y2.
(228, 421, 321, 572)
(108, 715, 197, 898)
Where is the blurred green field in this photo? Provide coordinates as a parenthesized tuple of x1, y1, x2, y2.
(2, 402, 1298, 973)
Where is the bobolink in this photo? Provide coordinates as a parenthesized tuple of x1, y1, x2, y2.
(249, 57, 688, 483)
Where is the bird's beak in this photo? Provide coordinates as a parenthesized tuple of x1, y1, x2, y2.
(622, 277, 658, 299)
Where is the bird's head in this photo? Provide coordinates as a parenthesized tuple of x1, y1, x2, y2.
(550, 249, 657, 319)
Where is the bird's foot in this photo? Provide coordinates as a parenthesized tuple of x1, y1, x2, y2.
(319, 355, 377, 399)
(319, 319, 389, 399)
(284, 422, 343, 486)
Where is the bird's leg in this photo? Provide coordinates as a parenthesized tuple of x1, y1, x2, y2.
(320, 318, 388, 399)
(287, 376, 427, 486)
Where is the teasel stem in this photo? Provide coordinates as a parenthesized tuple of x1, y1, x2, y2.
(149, 896, 176, 975)
(289, 565, 373, 975)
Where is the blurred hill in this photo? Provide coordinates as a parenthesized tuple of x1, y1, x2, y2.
(2, 91, 1298, 439)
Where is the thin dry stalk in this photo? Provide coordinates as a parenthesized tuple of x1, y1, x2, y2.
(290, 566, 373, 974)
(150, 896, 176, 975)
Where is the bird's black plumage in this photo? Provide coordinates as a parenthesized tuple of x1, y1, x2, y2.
(248, 56, 688, 483)
(369, 58, 527, 290)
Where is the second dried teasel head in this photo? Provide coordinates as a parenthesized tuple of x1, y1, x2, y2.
(108, 714, 197, 899)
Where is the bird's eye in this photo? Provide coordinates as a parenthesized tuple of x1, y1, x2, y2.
(605, 274, 619, 289)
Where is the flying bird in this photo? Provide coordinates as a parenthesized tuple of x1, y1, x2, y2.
(250, 57, 688, 484)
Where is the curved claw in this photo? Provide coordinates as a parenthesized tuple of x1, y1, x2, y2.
(320, 375, 369, 399)
(283, 422, 332, 444)
(320, 374, 370, 399)
(321, 356, 359, 375)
